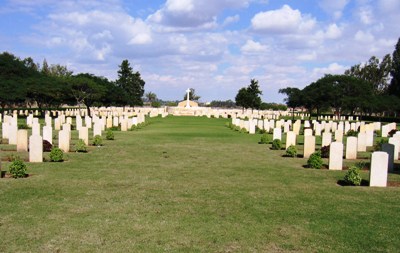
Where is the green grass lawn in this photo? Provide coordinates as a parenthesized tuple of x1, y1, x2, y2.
(1, 116, 400, 252)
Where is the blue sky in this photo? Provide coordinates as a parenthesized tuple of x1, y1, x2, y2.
(1, 0, 399, 103)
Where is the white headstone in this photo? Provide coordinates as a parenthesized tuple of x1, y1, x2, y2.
(273, 128, 282, 141)
(29, 135, 43, 163)
(369, 152, 388, 187)
(303, 135, 316, 159)
(285, 131, 296, 149)
(357, 132, 367, 152)
(322, 132, 332, 147)
(79, 127, 89, 145)
(42, 126, 53, 144)
(345, 137, 358, 160)
(17, 130, 28, 152)
(329, 142, 343, 170)
(58, 130, 70, 152)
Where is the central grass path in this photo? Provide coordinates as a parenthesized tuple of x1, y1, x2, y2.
(1, 116, 400, 252)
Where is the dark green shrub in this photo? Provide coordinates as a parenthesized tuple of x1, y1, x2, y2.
(285, 145, 297, 157)
(234, 126, 241, 132)
(375, 130, 381, 137)
(256, 127, 266, 134)
(374, 138, 388, 151)
(320, 145, 330, 158)
(259, 133, 270, 144)
(49, 147, 64, 162)
(9, 159, 27, 178)
(240, 128, 248, 133)
(108, 126, 120, 131)
(343, 166, 362, 186)
(271, 139, 282, 150)
(346, 130, 358, 137)
(75, 139, 87, 152)
(106, 130, 114, 140)
(43, 140, 53, 152)
(307, 151, 323, 169)
(151, 101, 161, 108)
(93, 135, 103, 146)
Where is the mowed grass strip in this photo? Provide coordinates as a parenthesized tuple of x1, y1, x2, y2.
(1, 116, 400, 252)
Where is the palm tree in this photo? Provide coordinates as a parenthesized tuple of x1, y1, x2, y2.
(145, 91, 157, 102)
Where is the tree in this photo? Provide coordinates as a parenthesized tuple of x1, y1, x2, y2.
(235, 79, 262, 111)
(183, 88, 200, 101)
(279, 87, 302, 120)
(235, 87, 249, 110)
(145, 91, 157, 102)
(345, 55, 392, 94)
(68, 73, 107, 116)
(388, 38, 400, 98)
(116, 59, 145, 106)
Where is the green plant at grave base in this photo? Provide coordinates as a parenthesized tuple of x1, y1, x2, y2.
(9, 159, 27, 178)
(240, 128, 248, 134)
(307, 151, 323, 169)
(7, 154, 21, 162)
(106, 130, 115, 140)
(259, 133, 270, 144)
(75, 139, 87, 153)
(234, 126, 241, 132)
(285, 145, 297, 157)
(354, 160, 368, 170)
(343, 166, 362, 186)
(375, 130, 381, 137)
(108, 126, 121, 131)
(93, 135, 103, 146)
(271, 139, 282, 150)
(320, 145, 330, 158)
(374, 138, 388, 151)
(346, 130, 358, 137)
(49, 147, 64, 162)
(256, 127, 267, 134)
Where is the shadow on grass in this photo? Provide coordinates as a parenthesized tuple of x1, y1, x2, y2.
(337, 179, 369, 187)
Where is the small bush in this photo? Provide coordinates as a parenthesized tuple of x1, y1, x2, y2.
(285, 145, 297, 157)
(354, 160, 368, 170)
(9, 159, 27, 178)
(93, 135, 103, 146)
(346, 130, 358, 137)
(106, 130, 115, 140)
(151, 101, 161, 108)
(43, 140, 53, 152)
(75, 139, 87, 152)
(240, 128, 248, 133)
(234, 126, 241, 132)
(307, 151, 323, 169)
(374, 138, 388, 151)
(108, 126, 120, 131)
(7, 154, 21, 162)
(343, 166, 362, 186)
(49, 147, 64, 162)
(256, 127, 267, 134)
(271, 139, 282, 150)
(320, 145, 330, 158)
(259, 133, 270, 144)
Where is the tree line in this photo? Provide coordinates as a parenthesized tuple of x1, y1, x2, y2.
(0, 52, 145, 115)
(279, 38, 400, 119)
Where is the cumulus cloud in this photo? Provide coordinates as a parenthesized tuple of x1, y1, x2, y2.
(241, 40, 268, 54)
(318, 0, 350, 19)
(147, 0, 249, 29)
(324, 24, 342, 39)
(223, 15, 240, 26)
(251, 5, 316, 34)
(312, 63, 348, 79)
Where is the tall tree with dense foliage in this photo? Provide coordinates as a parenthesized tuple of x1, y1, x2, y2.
(116, 59, 145, 106)
(235, 79, 262, 111)
(345, 55, 392, 94)
(279, 87, 302, 120)
(388, 38, 400, 98)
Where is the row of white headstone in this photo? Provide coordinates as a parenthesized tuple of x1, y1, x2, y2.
(1, 113, 147, 163)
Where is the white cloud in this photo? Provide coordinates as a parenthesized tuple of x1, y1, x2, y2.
(312, 63, 348, 79)
(358, 6, 374, 24)
(319, 0, 350, 19)
(354, 30, 374, 43)
(223, 15, 240, 26)
(325, 24, 342, 39)
(147, 0, 250, 29)
(251, 5, 316, 34)
(241, 40, 268, 54)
